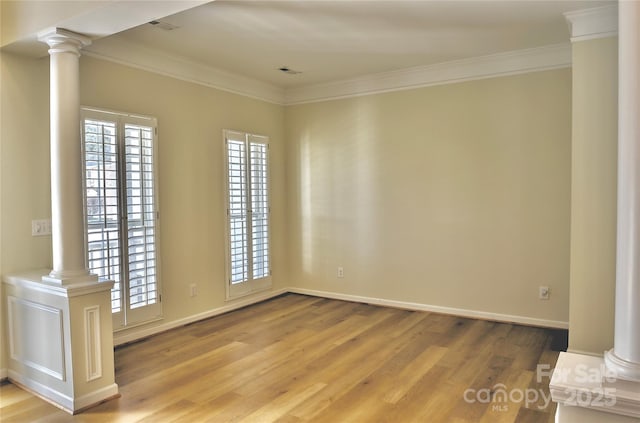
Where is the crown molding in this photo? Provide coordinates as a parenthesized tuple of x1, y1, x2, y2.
(84, 39, 286, 105)
(564, 5, 618, 43)
(284, 43, 572, 105)
(84, 39, 571, 106)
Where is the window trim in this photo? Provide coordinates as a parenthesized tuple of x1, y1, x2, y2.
(81, 106, 163, 330)
(222, 129, 272, 300)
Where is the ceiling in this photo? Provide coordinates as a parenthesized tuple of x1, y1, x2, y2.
(89, 0, 614, 89)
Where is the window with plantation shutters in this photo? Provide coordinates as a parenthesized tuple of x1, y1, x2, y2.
(82, 108, 162, 329)
(224, 130, 271, 298)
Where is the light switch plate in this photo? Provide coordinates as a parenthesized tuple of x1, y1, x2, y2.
(32, 219, 52, 236)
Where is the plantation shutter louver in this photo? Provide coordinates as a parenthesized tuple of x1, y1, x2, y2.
(224, 130, 271, 298)
(249, 136, 270, 279)
(124, 124, 158, 309)
(82, 108, 162, 329)
(84, 119, 122, 313)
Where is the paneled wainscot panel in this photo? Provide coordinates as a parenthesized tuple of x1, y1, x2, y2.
(8, 296, 66, 380)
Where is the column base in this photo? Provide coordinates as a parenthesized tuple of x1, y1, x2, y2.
(551, 352, 640, 420)
(605, 349, 640, 382)
(43, 269, 99, 287)
(556, 402, 640, 423)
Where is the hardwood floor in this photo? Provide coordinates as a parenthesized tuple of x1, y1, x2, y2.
(0, 294, 560, 422)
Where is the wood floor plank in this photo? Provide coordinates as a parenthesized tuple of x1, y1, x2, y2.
(446, 354, 515, 422)
(382, 344, 449, 404)
(136, 399, 200, 423)
(380, 364, 453, 422)
(287, 309, 441, 420)
(478, 370, 534, 423)
(1, 399, 61, 423)
(0, 383, 33, 408)
(239, 382, 327, 423)
(0, 294, 561, 423)
(513, 407, 556, 423)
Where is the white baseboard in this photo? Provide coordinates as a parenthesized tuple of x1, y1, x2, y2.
(8, 370, 118, 414)
(566, 348, 605, 358)
(113, 285, 567, 347)
(288, 287, 569, 329)
(74, 383, 119, 413)
(113, 288, 288, 346)
(8, 369, 74, 413)
(0, 368, 7, 380)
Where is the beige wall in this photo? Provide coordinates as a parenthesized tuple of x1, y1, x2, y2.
(0, 52, 53, 373)
(0, 53, 287, 357)
(568, 37, 618, 355)
(0, 53, 52, 273)
(1, 50, 576, 372)
(79, 56, 288, 336)
(285, 69, 572, 324)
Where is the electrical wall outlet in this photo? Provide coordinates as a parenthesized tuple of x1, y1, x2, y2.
(539, 286, 550, 300)
(337, 266, 344, 278)
(190, 283, 197, 297)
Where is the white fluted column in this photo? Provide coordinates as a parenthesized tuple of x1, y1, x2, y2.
(605, 0, 640, 382)
(37, 28, 95, 284)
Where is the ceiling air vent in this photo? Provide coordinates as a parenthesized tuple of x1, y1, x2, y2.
(148, 20, 180, 31)
(279, 67, 302, 75)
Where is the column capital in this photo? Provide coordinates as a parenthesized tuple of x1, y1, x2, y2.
(37, 28, 91, 56)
